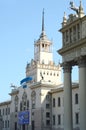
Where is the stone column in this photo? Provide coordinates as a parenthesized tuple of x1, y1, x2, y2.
(63, 63, 73, 130)
(78, 58, 86, 130)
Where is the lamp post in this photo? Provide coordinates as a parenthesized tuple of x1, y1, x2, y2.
(0, 115, 3, 130)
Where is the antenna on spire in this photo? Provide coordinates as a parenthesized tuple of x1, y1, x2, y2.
(42, 8, 45, 32)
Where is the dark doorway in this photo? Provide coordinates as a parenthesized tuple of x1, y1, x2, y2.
(15, 122, 17, 130)
(22, 124, 25, 130)
(32, 121, 34, 130)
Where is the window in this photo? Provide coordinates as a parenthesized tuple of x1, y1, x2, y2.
(8, 107, 10, 114)
(75, 93, 78, 104)
(46, 94, 50, 101)
(5, 120, 7, 128)
(15, 114, 17, 118)
(77, 24, 80, 39)
(46, 112, 50, 118)
(58, 97, 61, 107)
(8, 120, 9, 128)
(54, 73, 55, 76)
(32, 100, 35, 109)
(46, 120, 50, 126)
(23, 101, 27, 110)
(75, 113, 79, 124)
(15, 106, 18, 112)
(73, 26, 76, 41)
(42, 60, 44, 64)
(0, 109, 1, 115)
(31, 91, 36, 109)
(15, 95, 19, 112)
(63, 32, 65, 45)
(6, 108, 7, 115)
(32, 112, 34, 116)
(20, 102, 22, 111)
(46, 104, 50, 109)
(42, 44, 44, 48)
(22, 92, 27, 100)
(53, 98, 55, 107)
(21, 92, 29, 111)
(3, 109, 4, 115)
(27, 100, 29, 109)
(3, 120, 4, 128)
(53, 115, 55, 125)
(43, 72, 45, 75)
(50, 72, 52, 76)
(58, 115, 61, 125)
(57, 73, 59, 76)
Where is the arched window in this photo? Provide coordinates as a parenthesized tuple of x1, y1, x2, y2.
(14, 95, 19, 112)
(22, 92, 27, 101)
(31, 91, 36, 109)
(22, 92, 27, 110)
(20, 91, 29, 111)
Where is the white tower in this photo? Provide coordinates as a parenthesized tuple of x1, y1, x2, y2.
(34, 9, 53, 65)
(26, 9, 62, 85)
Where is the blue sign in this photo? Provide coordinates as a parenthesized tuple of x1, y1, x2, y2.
(18, 111, 29, 124)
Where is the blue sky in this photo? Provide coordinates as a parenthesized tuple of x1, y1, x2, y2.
(0, 0, 86, 102)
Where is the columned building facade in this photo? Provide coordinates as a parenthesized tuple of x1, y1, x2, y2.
(58, 1, 86, 130)
(0, 2, 86, 130)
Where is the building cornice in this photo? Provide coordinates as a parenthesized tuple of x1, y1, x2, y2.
(9, 89, 19, 96)
(59, 15, 86, 32)
(30, 81, 57, 89)
(0, 100, 11, 106)
(49, 83, 79, 94)
(58, 37, 86, 55)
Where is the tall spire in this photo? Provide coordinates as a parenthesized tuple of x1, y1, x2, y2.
(37, 8, 50, 41)
(42, 8, 44, 32)
(39, 8, 47, 39)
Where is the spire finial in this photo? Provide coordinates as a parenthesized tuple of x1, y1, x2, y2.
(42, 8, 44, 32)
(79, 0, 85, 18)
(62, 12, 67, 27)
